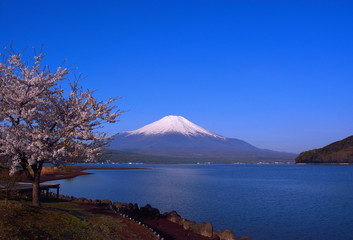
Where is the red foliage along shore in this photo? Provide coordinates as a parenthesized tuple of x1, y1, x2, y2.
(38, 165, 150, 182)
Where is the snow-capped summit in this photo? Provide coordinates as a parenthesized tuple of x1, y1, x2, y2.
(127, 115, 224, 139)
(108, 115, 296, 163)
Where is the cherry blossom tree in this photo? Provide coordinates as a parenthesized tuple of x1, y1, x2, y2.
(0, 47, 121, 206)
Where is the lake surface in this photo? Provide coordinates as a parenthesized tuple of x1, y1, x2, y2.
(49, 164, 353, 240)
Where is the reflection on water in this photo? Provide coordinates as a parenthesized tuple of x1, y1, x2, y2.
(49, 164, 353, 240)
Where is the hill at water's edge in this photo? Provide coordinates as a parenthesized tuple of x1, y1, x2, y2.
(295, 135, 353, 164)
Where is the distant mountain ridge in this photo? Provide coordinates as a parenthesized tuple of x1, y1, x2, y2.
(108, 115, 295, 163)
(295, 135, 353, 164)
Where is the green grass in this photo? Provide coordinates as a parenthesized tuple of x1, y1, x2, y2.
(0, 201, 101, 240)
(0, 200, 153, 240)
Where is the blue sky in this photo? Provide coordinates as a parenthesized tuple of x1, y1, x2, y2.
(1, 0, 353, 153)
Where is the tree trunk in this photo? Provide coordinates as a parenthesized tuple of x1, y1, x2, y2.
(32, 171, 41, 207)
(31, 162, 43, 207)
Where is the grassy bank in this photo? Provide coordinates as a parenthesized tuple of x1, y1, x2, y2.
(0, 200, 156, 240)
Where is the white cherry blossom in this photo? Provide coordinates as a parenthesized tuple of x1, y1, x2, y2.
(0, 48, 121, 206)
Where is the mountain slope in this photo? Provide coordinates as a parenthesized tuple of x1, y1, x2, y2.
(108, 115, 295, 163)
(295, 136, 353, 164)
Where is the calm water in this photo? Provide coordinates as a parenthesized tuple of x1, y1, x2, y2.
(49, 164, 353, 240)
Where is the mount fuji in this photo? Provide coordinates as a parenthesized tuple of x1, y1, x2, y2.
(107, 115, 295, 163)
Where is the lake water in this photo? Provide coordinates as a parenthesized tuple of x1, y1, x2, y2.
(49, 164, 353, 240)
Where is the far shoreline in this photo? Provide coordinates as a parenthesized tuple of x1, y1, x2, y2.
(295, 162, 353, 165)
(39, 166, 150, 183)
(39, 162, 353, 183)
